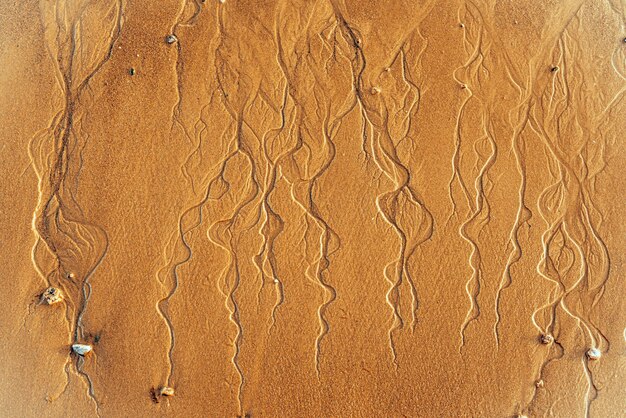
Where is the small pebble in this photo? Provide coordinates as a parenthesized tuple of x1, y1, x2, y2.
(67, 272, 75, 279)
(371, 87, 380, 95)
(540, 334, 554, 344)
(71, 344, 92, 356)
(159, 386, 175, 397)
(586, 347, 601, 360)
(129, 68, 136, 76)
(535, 379, 544, 388)
(165, 35, 177, 44)
(273, 279, 279, 284)
(459, 23, 465, 28)
(42, 287, 63, 305)
(460, 84, 467, 89)
(551, 66, 559, 72)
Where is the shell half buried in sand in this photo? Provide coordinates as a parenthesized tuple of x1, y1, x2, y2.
(586, 347, 601, 360)
(71, 344, 92, 356)
(159, 386, 175, 397)
(41, 287, 63, 305)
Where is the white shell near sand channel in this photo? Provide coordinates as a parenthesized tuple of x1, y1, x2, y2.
(71, 344, 92, 356)
(42, 287, 63, 305)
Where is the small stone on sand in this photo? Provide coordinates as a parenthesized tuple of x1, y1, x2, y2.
(42, 287, 63, 305)
(159, 386, 175, 397)
(586, 347, 601, 360)
(71, 344, 92, 356)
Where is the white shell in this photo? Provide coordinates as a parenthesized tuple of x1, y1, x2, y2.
(42, 287, 63, 305)
(586, 347, 601, 360)
(72, 344, 92, 356)
(540, 334, 554, 344)
(159, 386, 175, 397)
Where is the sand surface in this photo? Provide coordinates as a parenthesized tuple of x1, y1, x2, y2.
(1, 0, 625, 417)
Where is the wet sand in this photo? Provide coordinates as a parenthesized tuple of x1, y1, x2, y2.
(1, 0, 625, 417)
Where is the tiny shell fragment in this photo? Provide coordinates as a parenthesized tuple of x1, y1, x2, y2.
(42, 287, 63, 305)
(71, 344, 92, 356)
(586, 347, 601, 360)
(159, 386, 175, 397)
(540, 334, 554, 344)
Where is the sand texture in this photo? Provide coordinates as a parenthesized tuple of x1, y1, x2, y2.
(1, 0, 625, 417)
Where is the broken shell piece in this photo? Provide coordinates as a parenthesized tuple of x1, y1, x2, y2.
(586, 347, 601, 360)
(165, 35, 177, 44)
(71, 344, 92, 356)
(159, 386, 175, 397)
(42, 287, 63, 305)
(540, 334, 554, 344)
(535, 379, 544, 388)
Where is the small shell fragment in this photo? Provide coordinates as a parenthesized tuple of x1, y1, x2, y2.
(165, 35, 177, 44)
(159, 386, 175, 397)
(540, 334, 554, 345)
(71, 344, 92, 356)
(42, 287, 63, 305)
(586, 347, 601, 360)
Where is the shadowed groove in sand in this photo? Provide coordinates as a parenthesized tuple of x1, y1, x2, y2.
(29, 0, 124, 413)
(525, 6, 618, 414)
(333, 5, 435, 368)
(451, 1, 498, 353)
(275, 1, 357, 377)
(153, 0, 214, 397)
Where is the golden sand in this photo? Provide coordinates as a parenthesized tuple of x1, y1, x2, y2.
(1, 0, 625, 416)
